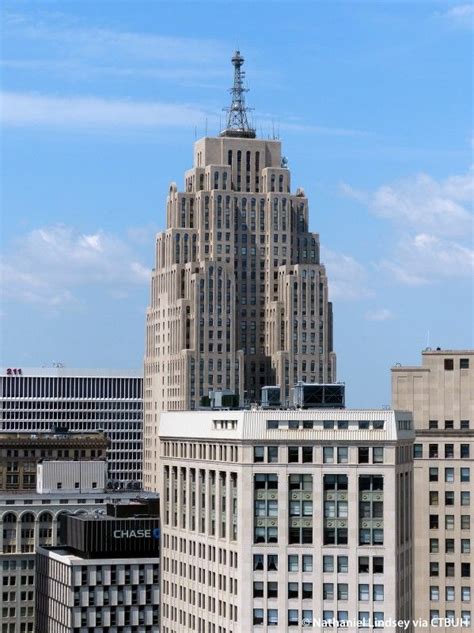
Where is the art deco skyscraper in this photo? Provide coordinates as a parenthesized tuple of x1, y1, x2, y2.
(144, 52, 336, 485)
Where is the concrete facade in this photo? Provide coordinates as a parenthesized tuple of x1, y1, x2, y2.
(392, 349, 473, 631)
(158, 409, 414, 633)
(143, 132, 337, 489)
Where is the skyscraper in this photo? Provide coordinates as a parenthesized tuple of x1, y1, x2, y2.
(144, 52, 336, 488)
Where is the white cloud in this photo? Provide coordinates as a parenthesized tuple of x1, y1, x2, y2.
(341, 168, 474, 284)
(0, 225, 151, 307)
(0, 91, 214, 129)
(381, 233, 474, 285)
(342, 169, 473, 239)
(4, 12, 225, 65)
(365, 308, 394, 321)
(439, 4, 474, 25)
(320, 247, 372, 301)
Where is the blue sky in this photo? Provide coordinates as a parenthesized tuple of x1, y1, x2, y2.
(1, 1, 473, 407)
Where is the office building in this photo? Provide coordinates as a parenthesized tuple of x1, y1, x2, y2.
(36, 500, 160, 633)
(0, 367, 143, 488)
(0, 431, 107, 491)
(158, 408, 414, 633)
(144, 51, 337, 488)
(392, 349, 473, 631)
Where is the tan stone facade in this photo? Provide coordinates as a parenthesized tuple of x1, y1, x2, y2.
(158, 409, 414, 633)
(144, 133, 337, 489)
(392, 350, 473, 631)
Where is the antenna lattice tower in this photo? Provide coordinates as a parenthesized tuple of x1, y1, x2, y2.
(220, 51, 256, 139)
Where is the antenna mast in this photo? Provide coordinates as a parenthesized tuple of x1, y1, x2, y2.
(220, 51, 256, 139)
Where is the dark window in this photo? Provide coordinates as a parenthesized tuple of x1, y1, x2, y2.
(461, 420, 470, 429)
(288, 447, 299, 463)
(254, 447, 264, 463)
(430, 515, 439, 529)
(445, 420, 454, 429)
(444, 359, 454, 370)
(461, 445, 470, 458)
(373, 557, 384, 574)
(253, 582, 264, 598)
(267, 582, 278, 598)
(429, 420, 438, 429)
(460, 358, 469, 369)
(358, 447, 369, 464)
(429, 444, 438, 458)
(302, 446, 313, 463)
(445, 444, 454, 458)
(429, 468, 439, 482)
(253, 555, 264, 571)
(358, 557, 369, 573)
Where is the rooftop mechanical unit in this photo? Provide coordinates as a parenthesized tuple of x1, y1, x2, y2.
(261, 386, 281, 409)
(291, 383, 345, 409)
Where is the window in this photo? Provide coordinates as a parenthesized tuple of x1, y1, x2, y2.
(337, 556, 348, 573)
(461, 468, 470, 482)
(446, 563, 455, 577)
(302, 446, 313, 463)
(359, 447, 369, 463)
(254, 447, 264, 463)
(302, 555, 313, 572)
(446, 586, 455, 601)
(268, 555, 278, 571)
(323, 447, 334, 463)
(372, 557, 384, 573)
(288, 610, 299, 627)
(461, 539, 471, 553)
(460, 358, 469, 369)
(430, 491, 439, 505)
(359, 612, 370, 628)
(323, 583, 334, 600)
(359, 584, 370, 601)
(337, 447, 348, 463)
(461, 587, 471, 602)
(430, 586, 439, 601)
(374, 612, 385, 628)
(445, 491, 455, 505)
(338, 584, 348, 600)
(461, 420, 470, 429)
(253, 554, 264, 571)
(288, 555, 298, 572)
(253, 582, 264, 598)
(373, 585, 384, 601)
(429, 468, 439, 482)
(445, 515, 454, 529)
(430, 562, 439, 577)
(268, 447, 278, 463)
(430, 539, 439, 553)
(267, 609, 278, 626)
(429, 420, 438, 429)
(461, 563, 471, 577)
(288, 447, 299, 463)
(253, 609, 264, 625)
(445, 467, 454, 482)
(461, 515, 470, 529)
(445, 420, 454, 429)
(359, 557, 369, 573)
(445, 444, 454, 458)
(461, 444, 470, 458)
(430, 515, 439, 529)
(288, 582, 298, 599)
(302, 583, 312, 599)
(323, 556, 334, 573)
(267, 420, 279, 430)
(429, 444, 438, 458)
(444, 358, 454, 370)
(461, 491, 470, 506)
(414, 444, 423, 458)
(267, 582, 278, 599)
(373, 447, 384, 463)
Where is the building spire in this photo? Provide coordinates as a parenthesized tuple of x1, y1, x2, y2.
(220, 50, 256, 139)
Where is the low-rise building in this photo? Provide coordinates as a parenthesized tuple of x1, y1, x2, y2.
(36, 499, 160, 633)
